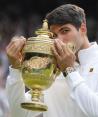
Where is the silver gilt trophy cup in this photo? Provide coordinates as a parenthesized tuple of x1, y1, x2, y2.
(21, 19, 60, 111)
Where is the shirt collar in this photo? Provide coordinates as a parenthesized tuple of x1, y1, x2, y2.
(78, 42, 98, 65)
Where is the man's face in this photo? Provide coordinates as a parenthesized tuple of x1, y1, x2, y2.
(50, 23, 85, 53)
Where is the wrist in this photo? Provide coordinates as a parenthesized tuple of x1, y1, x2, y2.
(63, 66, 76, 77)
(11, 65, 21, 69)
(11, 61, 22, 69)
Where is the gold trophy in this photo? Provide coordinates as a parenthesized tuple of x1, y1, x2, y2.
(21, 19, 76, 111)
(21, 19, 60, 111)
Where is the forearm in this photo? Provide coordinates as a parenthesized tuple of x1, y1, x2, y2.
(6, 67, 25, 104)
(67, 71, 98, 117)
(6, 67, 42, 117)
(6, 67, 27, 116)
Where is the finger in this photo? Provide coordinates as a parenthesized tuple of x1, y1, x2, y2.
(51, 46, 61, 61)
(6, 40, 14, 51)
(11, 36, 26, 45)
(6, 39, 25, 60)
(66, 43, 75, 54)
(11, 37, 26, 53)
(7, 36, 26, 51)
(7, 45, 19, 60)
(66, 43, 76, 61)
(11, 36, 26, 41)
(17, 52, 23, 62)
(54, 39, 64, 56)
(58, 40, 69, 55)
(67, 43, 76, 54)
(6, 43, 15, 56)
(8, 45, 21, 59)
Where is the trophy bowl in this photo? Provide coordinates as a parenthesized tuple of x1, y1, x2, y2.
(21, 20, 60, 111)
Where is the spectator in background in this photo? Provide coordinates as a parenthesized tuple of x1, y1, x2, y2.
(0, 44, 9, 87)
(0, 49, 10, 117)
(0, 24, 10, 116)
(86, 17, 97, 42)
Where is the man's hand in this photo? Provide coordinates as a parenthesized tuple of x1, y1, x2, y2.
(52, 39, 76, 71)
(6, 36, 26, 69)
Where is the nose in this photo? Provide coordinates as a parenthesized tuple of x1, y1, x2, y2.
(56, 34, 65, 42)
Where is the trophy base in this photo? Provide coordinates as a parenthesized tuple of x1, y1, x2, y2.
(21, 102, 48, 111)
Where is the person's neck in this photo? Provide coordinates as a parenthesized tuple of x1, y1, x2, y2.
(76, 37, 91, 64)
(81, 38, 91, 50)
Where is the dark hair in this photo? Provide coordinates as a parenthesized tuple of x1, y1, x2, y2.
(46, 4, 86, 30)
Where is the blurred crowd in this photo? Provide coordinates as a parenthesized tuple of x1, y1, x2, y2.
(0, 0, 98, 116)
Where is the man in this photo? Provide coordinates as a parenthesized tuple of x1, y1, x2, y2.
(6, 4, 98, 117)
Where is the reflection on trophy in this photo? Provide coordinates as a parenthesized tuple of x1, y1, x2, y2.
(21, 19, 60, 111)
(21, 19, 76, 111)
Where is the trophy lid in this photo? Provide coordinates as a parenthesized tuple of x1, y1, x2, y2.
(23, 19, 54, 56)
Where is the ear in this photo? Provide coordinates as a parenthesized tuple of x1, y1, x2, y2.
(80, 23, 87, 34)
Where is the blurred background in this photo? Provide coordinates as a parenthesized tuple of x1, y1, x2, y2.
(0, 0, 98, 116)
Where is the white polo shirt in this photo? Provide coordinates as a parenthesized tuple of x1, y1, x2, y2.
(6, 42, 98, 117)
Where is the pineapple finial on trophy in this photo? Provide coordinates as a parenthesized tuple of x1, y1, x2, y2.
(35, 19, 53, 37)
(42, 19, 48, 30)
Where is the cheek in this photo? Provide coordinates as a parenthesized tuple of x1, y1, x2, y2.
(57, 35, 68, 43)
(61, 35, 73, 43)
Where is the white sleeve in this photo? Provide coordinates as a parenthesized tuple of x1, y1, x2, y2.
(67, 71, 98, 117)
(6, 67, 42, 117)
